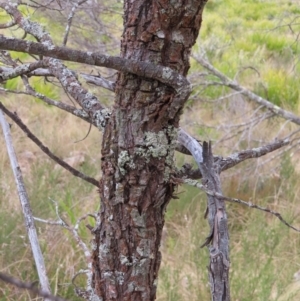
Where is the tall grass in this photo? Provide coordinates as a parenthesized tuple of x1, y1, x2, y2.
(1, 0, 300, 300)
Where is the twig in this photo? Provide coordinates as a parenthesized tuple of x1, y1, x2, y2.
(0, 108, 52, 297)
(0, 102, 99, 187)
(0, 86, 91, 124)
(219, 137, 290, 171)
(193, 53, 300, 126)
(81, 72, 115, 91)
(0, 272, 70, 301)
(185, 179, 300, 232)
(34, 200, 97, 299)
(62, 0, 88, 46)
(0, 65, 116, 92)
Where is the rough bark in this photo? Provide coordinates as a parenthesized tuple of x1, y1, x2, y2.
(91, 1, 207, 300)
(200, 142, 230, 301)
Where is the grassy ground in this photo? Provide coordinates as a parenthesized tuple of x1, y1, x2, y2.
(1, 0, 300, 300)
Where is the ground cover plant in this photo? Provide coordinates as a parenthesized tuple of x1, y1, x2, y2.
(1, 0, 300, 300)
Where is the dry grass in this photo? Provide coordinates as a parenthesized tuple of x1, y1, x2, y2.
(1, 1, 300, 300)
(1, 83, 300, 301)
(0, 95, 100, 300)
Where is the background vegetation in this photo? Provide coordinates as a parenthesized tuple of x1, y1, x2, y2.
(1, 0, 300, 300)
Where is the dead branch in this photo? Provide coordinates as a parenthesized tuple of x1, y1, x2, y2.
(185, 179, 300, 233)
(0, 102, 99, 187)
(197, 141, 230, 300)
(0, 35, 191, 118)
(219, 137, 290, 171)
(0, 85, 92, 123)
(62, 0, 89, 46)
(0, 61, 46, 82)
(0, 2, 110, 129)
(0, 109, 52, 297)
(0, 272, 70, 301)
(193, 53, 300, 126)
(177, 132, 289, 179)
(81, 72, 116, 91)
(34, 199, 97, 299)
(0, 65, 116, 92)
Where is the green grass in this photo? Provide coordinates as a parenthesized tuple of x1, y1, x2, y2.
(193, 0, 300, 108)
(1, 0, 300, 300)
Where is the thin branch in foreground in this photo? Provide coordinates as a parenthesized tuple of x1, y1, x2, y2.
(0, 108, 52, 298)
(0, 102, 99, 187)
(185, 179, 300, 232)
(0, 273, 70, 301)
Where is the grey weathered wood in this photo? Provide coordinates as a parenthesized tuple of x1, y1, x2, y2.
(178, 129, 230, 301)
(0, 109, 51, 300)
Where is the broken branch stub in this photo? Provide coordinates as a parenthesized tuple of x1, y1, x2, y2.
(178, 128, 230, 301)
(200, 142, 230, 301)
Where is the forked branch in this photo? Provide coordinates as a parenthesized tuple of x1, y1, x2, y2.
(0, 2, 110, 129)
(177, 128, 289, 179)
(0, 35, 191, 118)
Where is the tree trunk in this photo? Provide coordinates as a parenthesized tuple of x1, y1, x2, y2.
(91, 1, 207, 300)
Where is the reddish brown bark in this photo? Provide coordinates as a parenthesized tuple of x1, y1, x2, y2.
(91, 1, 207, 300)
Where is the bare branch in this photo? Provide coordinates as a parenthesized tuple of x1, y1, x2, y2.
(62, 0, 88, 46)
(81, 72, 115, 91)
(197, 141, 230, 300)
(177, 128, 203, 168)
(193, 53, 300, 126)
(36, 198, 93, 261)
(177, 130, 289, 179)
(0, 86, 92, 124)
(0, 35, 191, 118)
(0, 102, 99, 187)
(0, 108, 51, 297)
(219, 138, 290, 171)
(0, 61, 46, 82)
(0, 272, 70, 301)
(0, 65, 116, 92)
(185, 179, 300, 233)
(34, 200, 97, 300)
(0, 3, 110, 129)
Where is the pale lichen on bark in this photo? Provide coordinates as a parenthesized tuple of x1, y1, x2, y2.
(130, 126, 177, 180)
(118, 150, 136, 175)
